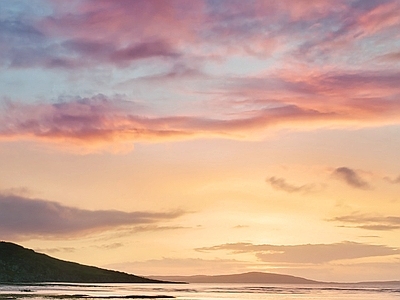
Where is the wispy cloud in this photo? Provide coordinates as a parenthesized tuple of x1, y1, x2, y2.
(0, 193, 184, 239)
(34, 247, 76, 254)
(33, 39, 179, 69)
(94, 243, 124, 250)
(0, 96, 337, 151)
(380, 51, 400, 62)
(3, 0, 399, 70)
(1, 1, 190, 69)
(332, 167, 372, 190)
(1, 1, 400, 151)
(197, 241, 400, 264)
(2, 92, 400, 152)
(330, 213, 400, 231)
(266, 177, 316, 194)
(384, 175, 400, 184)
(233, 225, 249, 229)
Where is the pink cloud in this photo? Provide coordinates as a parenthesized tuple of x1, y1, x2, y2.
(254, 0, 346, 21)
(380, 51, 400, 61)
(36, 1, 340, 64)
(0, 96, 330, 148)
(357, 1, 400, 36)
(42, 0, 202, 49)
(6, 0, 398, 70)
(0, 1, 203, 69)
(281, 1, 400, 63)
(218, 68, 400, 119)
(0, 88, 400, 152)
(2, 1, 400, 151)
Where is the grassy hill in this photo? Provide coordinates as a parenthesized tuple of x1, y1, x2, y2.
(0, 241, 166, 283)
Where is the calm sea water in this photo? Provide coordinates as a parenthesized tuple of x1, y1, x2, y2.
(1, 282, 400, 300)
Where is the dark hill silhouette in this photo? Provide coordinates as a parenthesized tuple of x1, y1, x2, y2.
(152, 272, 319, 284)
(0, 241, 167, 283)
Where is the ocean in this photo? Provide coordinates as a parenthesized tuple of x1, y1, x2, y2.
(1, 282, 400, 300)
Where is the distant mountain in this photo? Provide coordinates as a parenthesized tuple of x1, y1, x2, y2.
(0, 241, 167, 283)
(152, 272, 400, 286)
(151, 272, 320, 284)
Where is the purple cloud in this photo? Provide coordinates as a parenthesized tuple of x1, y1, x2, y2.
(332, 167, 372, 190)
(0, 193, 184, 239)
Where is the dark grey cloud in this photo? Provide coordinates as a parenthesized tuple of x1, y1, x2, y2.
(331, 213, 400, 231)
(266, 177, 316, 194)
(0, 193, 184, 239)
(332, 167, 372, 190)
(197, 241, 400, 264)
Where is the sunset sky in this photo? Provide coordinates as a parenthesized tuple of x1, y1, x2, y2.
(1, 0, 400, 282)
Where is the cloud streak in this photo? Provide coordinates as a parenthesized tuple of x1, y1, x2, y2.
(331, 213, 400, 231)
(197, 241, 400, 264)
(384, 175, 400, 184)
(1, 91, 400, 152)
(0, 193, 184, 239)
(266, 177, 316, 194)
(0, 95, 335, 150)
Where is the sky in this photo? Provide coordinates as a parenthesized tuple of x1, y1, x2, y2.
(1, 0, 400, 283)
